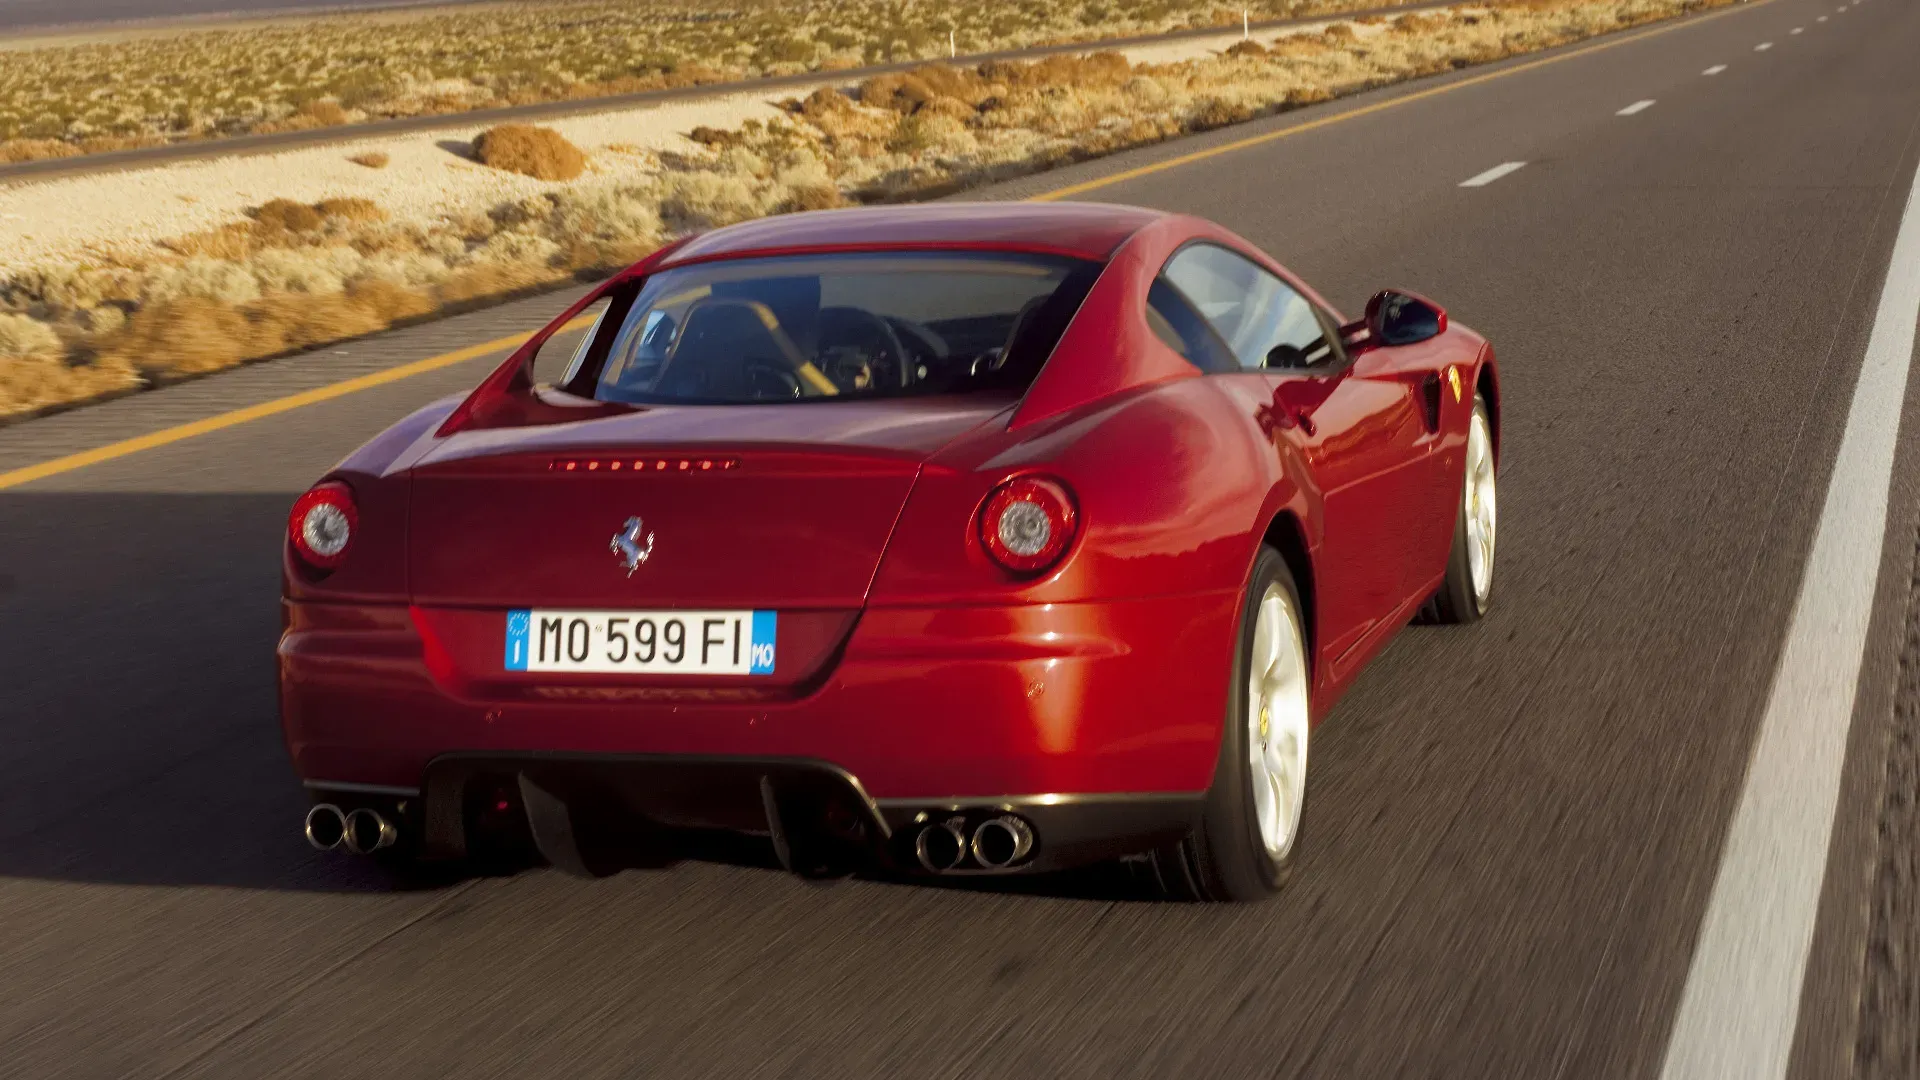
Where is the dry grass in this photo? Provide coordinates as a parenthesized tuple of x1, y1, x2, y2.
(0, 0, 1413, 164)
(473, 124, 587, 181)
(347, 151, 390, 169)
(0, 0, 1734, 419)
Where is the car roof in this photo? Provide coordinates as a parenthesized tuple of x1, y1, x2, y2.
(658, 201, 1169, 266)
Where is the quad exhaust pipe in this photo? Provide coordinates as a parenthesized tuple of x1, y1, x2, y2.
(345, 807, 399, 853)
(914, 817, 969, 873)
(305, 804, 346, 851)
(913, 813, 1035, 873)
(304, 803, 398, 854)
(970, 815, 1035, 870)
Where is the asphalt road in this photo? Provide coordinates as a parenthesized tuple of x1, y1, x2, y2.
(4, 0, 1920, 1076)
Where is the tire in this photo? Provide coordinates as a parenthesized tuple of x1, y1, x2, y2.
(1429, 392, 1497, 625)
(1152, 546, 1311, 902)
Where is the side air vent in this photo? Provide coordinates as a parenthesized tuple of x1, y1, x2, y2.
(1418, 374, 1442, 432)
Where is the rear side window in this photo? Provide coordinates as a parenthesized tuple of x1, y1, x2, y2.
(584, 251, 1103, 405)
(1161, 243, 1333, 370)
(1147, 279, 1237, 374)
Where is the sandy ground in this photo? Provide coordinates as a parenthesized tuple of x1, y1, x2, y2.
(0, 15, 1377, 277)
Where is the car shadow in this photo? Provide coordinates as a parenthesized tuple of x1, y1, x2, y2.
(0, 489, 1158, 903)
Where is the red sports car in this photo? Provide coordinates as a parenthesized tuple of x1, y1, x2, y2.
(283, 201, 1499, 901)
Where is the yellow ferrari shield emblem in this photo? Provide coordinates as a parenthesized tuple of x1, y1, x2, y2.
(1446, 366, 1462, 402)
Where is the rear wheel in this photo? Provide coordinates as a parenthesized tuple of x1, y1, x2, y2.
(1430, 393, 1497, 624)
(1152, 547, 1310, 901)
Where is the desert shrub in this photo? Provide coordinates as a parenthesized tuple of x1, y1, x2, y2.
(80, 305, 127, 334)
(247, 292, 386, 352)
(5, 263, 135, 314)
(348, 151, 390, 168)
(438, 261, 553, 305)
(163, 224, 260, 261)
(299, 100, 350, 125)
(657, 172, 770, 230)
(0, 139, 80, 164)
(103, 297, 252, 376)
(791, 87, 855, 119)
(473, 124, 587, 180)
(1323, 23, 1359, 40)
(341, 276, 434, 323)
(551, 184, 664, 245)
(885, 113, 934, 154)
(142, 257, 262, 307)
(1015, 51, 1133, 89)
(249, 245, 365, 295)
(316, 197, 387, 223)
(0, 313, 62, 358)
(687, 125, 741, 148)
(919, 96, 977, 123)
(1393, 13, 1450, 32)
(858, 72, 936, 113)
(1225, 40, 1269, 56)
(778, 185, 846, 213)
(1187, 97, 1245, 130)
(0, 354, 138, 417)
(475, 229, 565, 268)
(253, 198, 326, 233)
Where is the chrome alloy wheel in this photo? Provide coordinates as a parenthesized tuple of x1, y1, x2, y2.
(1247, 584, 1310, 862)
(1464, 406, 1497, 612)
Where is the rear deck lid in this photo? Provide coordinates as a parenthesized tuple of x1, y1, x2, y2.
(405, 398, 1009, 610)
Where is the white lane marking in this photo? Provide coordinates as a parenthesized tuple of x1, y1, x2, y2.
(1657, 114, 1920, 1080)
(1818, 14, 1828, 20)
(1755, 41, 1773, 50)
(1459, 161, 1527, 187)
(1704, 64, 1729, 74)
(1617, 99, 1657, 115)
(1791, 26, 1803, 33)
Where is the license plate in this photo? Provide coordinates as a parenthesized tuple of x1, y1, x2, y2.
(504, 609, 775, 675)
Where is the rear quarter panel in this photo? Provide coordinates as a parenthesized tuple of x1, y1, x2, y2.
(282, 395, 458, 604)
(868, 376, 1299, 607)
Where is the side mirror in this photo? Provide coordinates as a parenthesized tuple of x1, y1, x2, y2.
(1363, 289, 1447, 347)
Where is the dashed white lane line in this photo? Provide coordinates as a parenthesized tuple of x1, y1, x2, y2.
(1704, 64, 1729, 74)
(1791, 26, 1803, 33)
(1755, 41, 1774, 49)
(1617, 99, 1657, 115)
(1657, 103, 1920, 1080)
(1459, 161, 1527, 187)
(1818, 14, 1829, 20)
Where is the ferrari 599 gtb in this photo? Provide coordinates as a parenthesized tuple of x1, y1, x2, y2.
(282, 202, 1499, 901)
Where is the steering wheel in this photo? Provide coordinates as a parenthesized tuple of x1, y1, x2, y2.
(817, 306, 912, 390)
(888, 317, 949, 361)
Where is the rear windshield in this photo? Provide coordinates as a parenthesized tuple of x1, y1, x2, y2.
(583, 251, 1103, 405)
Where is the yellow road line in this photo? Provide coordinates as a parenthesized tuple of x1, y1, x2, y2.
(0, 0, 1765, 491)
(0, 318, 589, 491)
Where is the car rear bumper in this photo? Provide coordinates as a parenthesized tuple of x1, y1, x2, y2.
(307, 753, 1205, 874)
(281, 592, 1237, 865)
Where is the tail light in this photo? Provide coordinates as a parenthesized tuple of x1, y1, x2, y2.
(978, 476, 1077, 574)
(289, 481, 358, 570)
